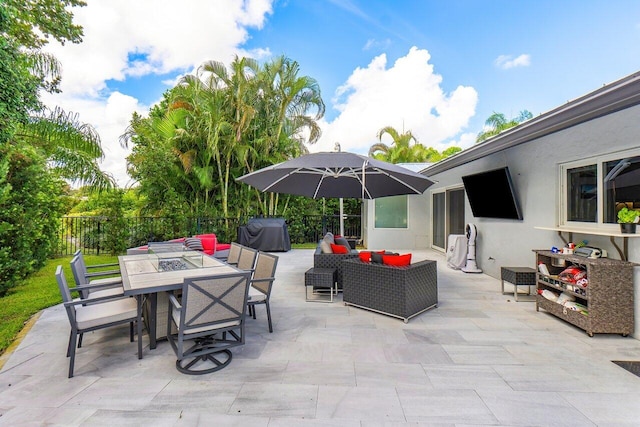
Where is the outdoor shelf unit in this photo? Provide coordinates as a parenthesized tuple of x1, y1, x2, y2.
(535, 226, 640, 261)
(534, 249, 635, 337)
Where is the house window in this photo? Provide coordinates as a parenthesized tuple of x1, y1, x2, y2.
(561, 149, 640, 227)
(374, 195, 407, 228)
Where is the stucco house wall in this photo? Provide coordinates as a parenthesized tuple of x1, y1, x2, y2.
(363, 72, 640, 338)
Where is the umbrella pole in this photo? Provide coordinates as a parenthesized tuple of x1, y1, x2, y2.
(339, 198, 344, 236)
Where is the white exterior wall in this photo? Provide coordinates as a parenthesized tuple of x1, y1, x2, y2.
(424, 105, 640, 338)
(362, 195, 428, 250)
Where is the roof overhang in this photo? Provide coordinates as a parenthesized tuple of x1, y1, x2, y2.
(421, 71, 640, 176)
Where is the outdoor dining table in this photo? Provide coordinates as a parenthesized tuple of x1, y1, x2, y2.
(118, 251, 241, 350)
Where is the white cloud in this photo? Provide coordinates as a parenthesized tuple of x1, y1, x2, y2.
(314, 47, 478, 155)
(42, 0, 275, 186)
(495, 54, 531, 70)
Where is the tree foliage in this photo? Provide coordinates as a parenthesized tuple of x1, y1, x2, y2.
(124, 55, 327, 227)
(369, 126, 461, 163)
(476, 110, 533, 142)
(0, 0, 110, 294)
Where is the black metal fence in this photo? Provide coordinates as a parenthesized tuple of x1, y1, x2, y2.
(56, 214, 361, 256)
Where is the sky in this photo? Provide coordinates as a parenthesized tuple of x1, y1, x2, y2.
(41, 0, 640, 187)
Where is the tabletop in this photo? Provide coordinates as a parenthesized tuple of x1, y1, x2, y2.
(119, 251, 240, 295)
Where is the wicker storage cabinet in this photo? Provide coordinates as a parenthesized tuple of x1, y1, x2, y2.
(342, 259, 438, 322)
(534, 250, 635, 336)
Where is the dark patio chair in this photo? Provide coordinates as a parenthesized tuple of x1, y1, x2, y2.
(167, 271, 251, 374)
(55, 266, 142, 378)
(247, 251, 278, 333)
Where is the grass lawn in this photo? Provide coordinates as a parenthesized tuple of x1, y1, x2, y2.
(0, 254, 119, 355)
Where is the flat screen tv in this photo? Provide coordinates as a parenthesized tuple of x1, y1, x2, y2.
(461, 167, 523, 220)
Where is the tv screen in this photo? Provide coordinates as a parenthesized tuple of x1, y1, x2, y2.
(462, 167, 523, 220)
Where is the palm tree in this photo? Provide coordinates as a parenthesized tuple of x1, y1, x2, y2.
(369, 126, 459, 163)
(476, 110, 533, 142)
(14, 106, 114, 191)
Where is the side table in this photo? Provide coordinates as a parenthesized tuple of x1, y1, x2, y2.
(305, 267, 337, 303)
(501, 266, 536, 302)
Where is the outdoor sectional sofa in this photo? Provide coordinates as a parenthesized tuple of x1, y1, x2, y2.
(313, 244, 359, 289)
(342, 258, 438, 322)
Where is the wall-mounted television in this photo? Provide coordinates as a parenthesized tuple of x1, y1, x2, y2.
(461, 167, 523, 220)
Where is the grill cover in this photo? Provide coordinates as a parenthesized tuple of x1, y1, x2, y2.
(238, 218, 291, 252)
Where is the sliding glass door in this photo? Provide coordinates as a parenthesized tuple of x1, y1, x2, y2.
(431, 187, 465, 251)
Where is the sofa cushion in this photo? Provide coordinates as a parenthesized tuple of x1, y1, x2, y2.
(371, 252, 383, 264)
(323, 232, 335, 245)
(330, 243, 349, 254)
(334, 236, 351, 251)
(383, 253, 412, 266)
(319, 239, 333, 254)
(184, 237, 204, 251)
(358, 251, 371, 263)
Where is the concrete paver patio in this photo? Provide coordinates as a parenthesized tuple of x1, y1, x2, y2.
(1, 249, 640, 426)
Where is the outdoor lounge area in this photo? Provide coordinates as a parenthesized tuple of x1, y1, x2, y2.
(2, 248, 640, 425)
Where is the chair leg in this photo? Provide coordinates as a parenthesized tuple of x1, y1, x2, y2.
(252, 304, 257, 319)
(66, 331, 74, 357)
(130, 322, 134, 342)
(265, 301, 273, 333)
(136, 297, 143, 359)
(68, 329, 78, 378)
(77, 333, 83, 349)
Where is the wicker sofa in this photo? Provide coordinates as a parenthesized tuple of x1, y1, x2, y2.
(342, 258, 438, 322)
(313, 245, 359, 289)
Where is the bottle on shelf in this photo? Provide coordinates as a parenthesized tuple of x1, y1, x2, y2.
(538, 262, 550, 276)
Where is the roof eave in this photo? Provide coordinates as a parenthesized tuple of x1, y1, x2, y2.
(420, 70, 640, 176)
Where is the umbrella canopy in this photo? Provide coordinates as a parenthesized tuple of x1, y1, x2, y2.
(237, 151, 435, 200)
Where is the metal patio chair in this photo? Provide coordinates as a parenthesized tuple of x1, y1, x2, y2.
(167, 271, 251, 374)
(55, 266, 142, 378)
(247, 251, 278, 333)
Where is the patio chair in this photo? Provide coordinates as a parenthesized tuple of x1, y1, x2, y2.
(236, 246, 258, 272)
(73, 250, 121, 276)
(55, 266, 142, 378)
(167, 271, 251, 374)
(223, 242, 243, 266)
(247, 251, 278, 333)
(70, 255, 123, 299)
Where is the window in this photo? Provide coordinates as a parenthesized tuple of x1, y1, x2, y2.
(561, 149, 640, 228)
(374, 195, 407, 228)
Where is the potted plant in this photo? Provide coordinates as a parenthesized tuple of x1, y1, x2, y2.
(617, 207, 640, 233)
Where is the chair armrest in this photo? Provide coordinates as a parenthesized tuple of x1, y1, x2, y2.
(85, 269, 121, 278)
(70, 282, 123, 293)
(86, 262, 120, 269)
(64, 293, 128, 306)
(168, 293, 181, 310)
(250, 277, 275, 285)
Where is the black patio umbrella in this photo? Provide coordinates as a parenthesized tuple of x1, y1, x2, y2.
(236, 151, 435, 200)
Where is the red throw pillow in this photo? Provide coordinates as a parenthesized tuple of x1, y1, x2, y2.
(330, 243, 349, 254)
(382, 253, 412, 266)
(358, 251, 371, 263)
(198, 237, 216, 253)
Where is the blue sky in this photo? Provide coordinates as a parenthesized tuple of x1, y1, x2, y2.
(43, 0, 640, 186)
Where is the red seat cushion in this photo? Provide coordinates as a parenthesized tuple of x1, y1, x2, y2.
(216, 243, 231, 251)
(330, 243, 349, 254)
(382, 253, 412, 266)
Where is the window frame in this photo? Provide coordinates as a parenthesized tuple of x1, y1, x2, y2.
(559, 147, 640, 231)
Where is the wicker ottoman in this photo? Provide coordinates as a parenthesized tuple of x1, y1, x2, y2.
(305, 267, 337, 303)
(501, 266, 536, 301)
